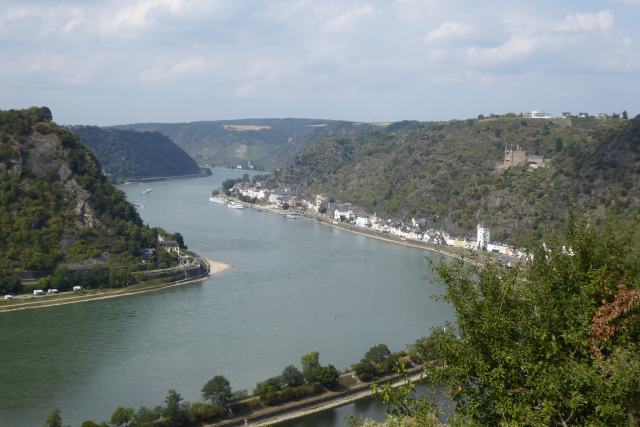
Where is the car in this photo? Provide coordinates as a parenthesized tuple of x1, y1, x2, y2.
(3, 295, 13, 300)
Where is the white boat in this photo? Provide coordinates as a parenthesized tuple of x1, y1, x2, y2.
(228, 201, 244, 210)
(142, 188, 152, 194)
(132, 201, 144, 208)
(286, 214, 299, 219)
(209, 196, 226, 205)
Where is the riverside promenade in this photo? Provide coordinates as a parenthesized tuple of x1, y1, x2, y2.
(204, 367, 425, 427)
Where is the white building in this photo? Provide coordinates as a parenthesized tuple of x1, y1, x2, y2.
(355, 215, 371, 227)
(523, 110, 552, 119)
(487, 242, 510, 255)
(477, 224, 490, 250)
(268, 192, 291, 203)
(334, 208, 354, 221)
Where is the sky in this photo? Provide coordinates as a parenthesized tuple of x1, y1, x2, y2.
(1, 0, 639, 125)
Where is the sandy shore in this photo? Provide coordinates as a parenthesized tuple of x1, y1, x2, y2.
(207, 259, 234, 275)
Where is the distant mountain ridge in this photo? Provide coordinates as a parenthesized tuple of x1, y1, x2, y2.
(70, 126, 204, 180)
(274, 116, 640, 246)
(115, 118, 377, 171)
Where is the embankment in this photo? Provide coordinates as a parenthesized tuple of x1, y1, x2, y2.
(204, 368, 425, 427)
(0, 258, 232, 313)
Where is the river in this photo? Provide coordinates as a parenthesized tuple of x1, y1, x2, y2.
(0, 169, 454, 426)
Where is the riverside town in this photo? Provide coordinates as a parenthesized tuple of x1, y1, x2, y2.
(224, 179, 529, 263)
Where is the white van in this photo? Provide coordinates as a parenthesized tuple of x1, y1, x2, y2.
(33, 290, 45, 296)
(72, 285, 83, 292)
(47, 289, 59, 294)
(3, 295, 13, 300)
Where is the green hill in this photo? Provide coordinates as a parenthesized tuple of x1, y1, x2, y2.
(70, 126, 204, 180)
(274, 116, 640, 246)
(0, 107, 158, 276)
(115, 118, 376, 171)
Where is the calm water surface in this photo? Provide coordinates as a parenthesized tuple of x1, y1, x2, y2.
(0, 169, 453, 426)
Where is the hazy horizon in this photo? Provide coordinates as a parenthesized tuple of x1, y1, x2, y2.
(2, 0, 639, 126)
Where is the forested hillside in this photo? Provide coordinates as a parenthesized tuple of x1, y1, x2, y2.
(0, 107, 157, 275)
(71, 126, 203, 180)
(116, 118, 376, 171)
(275, 117, 639, 246)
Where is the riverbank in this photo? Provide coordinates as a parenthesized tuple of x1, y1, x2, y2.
(202, 368, 425, 427)
(121, 170, 212, 183)
(0, 258, 232, 313)
(250, 372, 424, 426)
(221, 196, 485, 266)
(208, 259, 234, 275)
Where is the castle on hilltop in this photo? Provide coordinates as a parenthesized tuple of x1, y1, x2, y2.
(496, 145, 546, 171)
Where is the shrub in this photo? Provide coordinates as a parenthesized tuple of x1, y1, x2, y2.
(188, 402, 225, 421)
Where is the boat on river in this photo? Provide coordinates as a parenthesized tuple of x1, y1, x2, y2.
(228, 201, 244, 210)
(142, 188, 152, 194)
(209, 196, 226, 205)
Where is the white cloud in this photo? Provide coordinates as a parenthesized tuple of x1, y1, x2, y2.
(324, 4, 374, 32)
(101, 0, 228, 35)
(425, 21, 472, 43)
(467, 36, 537, 65)
(0, 0, 638, 124)
(140, 56, 215, 83)
(235, 60, 284, 97)
(557, 10, 614, 32)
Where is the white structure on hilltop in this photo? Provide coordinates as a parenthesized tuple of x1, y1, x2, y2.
(477, 224, 490, 250)
(523, 110, 552, 119)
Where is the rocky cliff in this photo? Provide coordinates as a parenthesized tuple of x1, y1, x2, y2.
(0, 107, 156, 274)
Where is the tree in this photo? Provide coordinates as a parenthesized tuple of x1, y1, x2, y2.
(173, 232, 185, 249)
(80, 422, 107, 427)
(420, 219, 640, 425)
(131, 406, 160, 426)
(201, 375, 233, 406)
(554, 136, 564, 153)
(254, 376, 281, 397)
(364, 344, 391, 363)
(353, 359, 377, 382)
(44, 409, 65, 427)
(109, 407, 135, 427)
(301, 351, 322, 384)
(280, 365, 304, 388)
(242, 173, 250, 182)
(622, 110, 628, 119)
(0, 273, 22, 295)
(162, 389, 187, 426)
(282, 202, 290, 210)
(318, 365, 340, 389)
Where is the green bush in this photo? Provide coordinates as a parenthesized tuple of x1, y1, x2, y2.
(188, 402, 225, 421)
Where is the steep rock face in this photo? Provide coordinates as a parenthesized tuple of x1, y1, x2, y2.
(0, 107, 156, 273)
